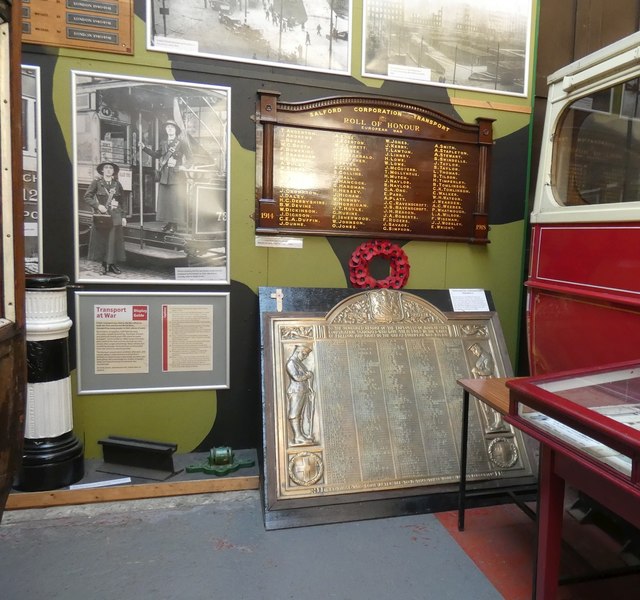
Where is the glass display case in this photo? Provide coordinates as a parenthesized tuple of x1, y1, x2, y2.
(507, 360, 640, 487)
(507, 360, 640, 599)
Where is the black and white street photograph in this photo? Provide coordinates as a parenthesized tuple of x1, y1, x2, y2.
(21, 65, 42, 274)
(147, 0, 351, 75)
(363, 0, 532, 96)
(72, 72, 231, 285)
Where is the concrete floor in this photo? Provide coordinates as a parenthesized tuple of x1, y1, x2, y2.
(0, 490, 503, 600)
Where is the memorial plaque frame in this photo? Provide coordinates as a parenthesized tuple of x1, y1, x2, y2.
(261, 289, 535, 529)
(256, 91, 494, 243)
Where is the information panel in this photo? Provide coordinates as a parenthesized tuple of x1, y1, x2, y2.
(256, 92, 493, 243)
(75, 291, 229, 394)
(22, 0, 133, 55)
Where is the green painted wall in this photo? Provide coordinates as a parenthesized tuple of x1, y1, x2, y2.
(27, 1, 537, 458)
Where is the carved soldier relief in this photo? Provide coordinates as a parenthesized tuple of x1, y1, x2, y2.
(468, 341, 508, 433)
(285, 345, 316, 446)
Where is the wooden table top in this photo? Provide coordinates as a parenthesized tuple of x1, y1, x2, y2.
(456, 377, 516, 415)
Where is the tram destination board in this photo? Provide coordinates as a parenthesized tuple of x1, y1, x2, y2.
(22, 0, 133, 55)
(256, 91, 494, 243)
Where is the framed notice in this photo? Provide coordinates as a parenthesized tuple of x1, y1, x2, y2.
(256, 91, 493, 243)
(362, 0, 532, 97)
(147, 0, 351, 75)
(22, 0, 134, 55)
(75, 291, 230, 394)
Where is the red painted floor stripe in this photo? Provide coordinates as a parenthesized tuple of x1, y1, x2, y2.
(437, 505, 534, 600)
(436, 504, 640, 600)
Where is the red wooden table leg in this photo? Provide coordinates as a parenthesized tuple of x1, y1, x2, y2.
(535, 445, 565, 599)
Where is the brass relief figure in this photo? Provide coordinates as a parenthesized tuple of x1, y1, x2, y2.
(329, 290, 445, 324)
(369, 289, 403, 323)
(286, 344, 316, 446)
(468, 342, 507, 433)
(461, 324, 489, 337)
(469, 342, 494, 378)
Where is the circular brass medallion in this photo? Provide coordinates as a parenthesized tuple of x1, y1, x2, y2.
(288, 451, 324, 486)
(488, 437, 518, 469)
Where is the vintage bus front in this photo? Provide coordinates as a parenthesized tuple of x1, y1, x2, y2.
(528, 31, 640, 375)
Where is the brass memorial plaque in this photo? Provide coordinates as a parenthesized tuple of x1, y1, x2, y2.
(263, 289, 533, 524)
(256, 91, 493, 243)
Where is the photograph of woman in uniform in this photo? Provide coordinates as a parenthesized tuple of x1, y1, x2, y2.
(73, 71, 230, 284)
(139, 120, 191, 234)
(84, 161, 127, 275)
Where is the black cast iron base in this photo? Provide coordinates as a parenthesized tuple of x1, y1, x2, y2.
(14, 431, 84, 492)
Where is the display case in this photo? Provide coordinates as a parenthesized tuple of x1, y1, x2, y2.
(507, 360, 640, 598)
(507, 360, 640, 493)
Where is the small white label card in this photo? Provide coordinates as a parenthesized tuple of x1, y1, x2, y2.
(449, 288, 490, 312)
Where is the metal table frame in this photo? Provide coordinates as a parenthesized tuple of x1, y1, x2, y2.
(456, 377, 536, 531)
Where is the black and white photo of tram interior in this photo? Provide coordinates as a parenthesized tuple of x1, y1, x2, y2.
(74, 72, 230, 284)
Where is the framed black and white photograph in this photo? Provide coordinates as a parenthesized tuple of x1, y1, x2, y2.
(72, 71, 231, 285)
(75, 291, 230, 394)
(147, 0, 351, 75)
(362, 0, 532, 97)
(22, 65, 42, 274)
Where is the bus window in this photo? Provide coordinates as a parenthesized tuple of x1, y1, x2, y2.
(552, 77, 640, 207)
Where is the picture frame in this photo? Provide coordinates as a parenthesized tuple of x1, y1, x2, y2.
(146, 0, 352, 75)
(362, 0, 533, 97)
(75, 291, 230, 394)
(22, 65, 43, 274)
(72, 71, 231, 285)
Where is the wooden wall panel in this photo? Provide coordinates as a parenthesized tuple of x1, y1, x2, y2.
(574, 0, 639, 61)
(537, 0, 640, 99)
(535, 2, 576, 97)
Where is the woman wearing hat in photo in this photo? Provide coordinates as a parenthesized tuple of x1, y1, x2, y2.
(84, 161, 127, 275)
(139, 119, 192, 234)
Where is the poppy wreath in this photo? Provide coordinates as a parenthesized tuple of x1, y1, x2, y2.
(349, 239, 410, 289)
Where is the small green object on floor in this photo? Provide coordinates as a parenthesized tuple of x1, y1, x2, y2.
(185, 446, 255, 476)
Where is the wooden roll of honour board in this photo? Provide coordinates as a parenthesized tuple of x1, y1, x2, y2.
(255, 91, 493, 243)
